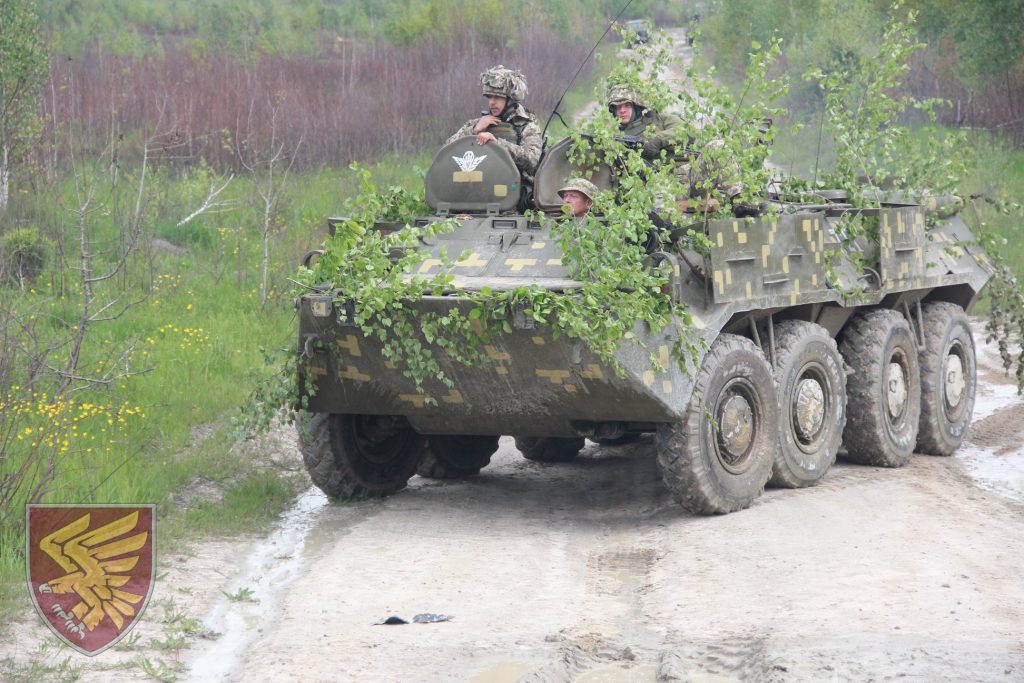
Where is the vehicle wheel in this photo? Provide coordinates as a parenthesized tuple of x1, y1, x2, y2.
(418, 435, 499, 478)
(766, 321, 846, 488)
(593, 433, 641, 446)
(297, 413, 425, 500)
(917, 302, 976, 455)
(839, 309, 921, 467)
(514, 437, 584, 462)
(656, 334, 777, 514)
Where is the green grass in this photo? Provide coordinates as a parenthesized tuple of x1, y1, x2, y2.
(0, 159, 420, 623)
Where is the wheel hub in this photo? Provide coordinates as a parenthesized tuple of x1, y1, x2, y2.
(887, 361, 908, 418)
(944, 351, 965, 409)
(794, 377, 826, 442)
(719, 394, 754, 459)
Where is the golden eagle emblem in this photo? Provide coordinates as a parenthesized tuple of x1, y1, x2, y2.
(39, 511, 148, 631)
(28, 505, 155, 655)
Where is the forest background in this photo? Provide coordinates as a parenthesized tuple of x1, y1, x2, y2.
(1, 0, 1023, 627)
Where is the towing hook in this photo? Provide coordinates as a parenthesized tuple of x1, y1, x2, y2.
(302, 334, 322, 358)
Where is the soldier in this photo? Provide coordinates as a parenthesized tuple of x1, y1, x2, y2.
(556, 178, 598, 218)
(606, 84, 684, 162)
(447, 65, 543, 179)
(606, 84, 751, 215)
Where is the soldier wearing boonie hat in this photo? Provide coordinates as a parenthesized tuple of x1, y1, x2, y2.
(446, 65, 543, 178)
(556, 178, 598, 217)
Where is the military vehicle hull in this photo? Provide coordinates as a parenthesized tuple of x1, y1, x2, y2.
(295, 137, 992, 514)
(299, 207, 989, 423)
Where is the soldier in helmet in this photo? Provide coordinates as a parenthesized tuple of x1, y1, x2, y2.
(606, 84, 683, 162)
(556, 178, 598, 218)
(446, 65, 543, 178)
(606, 84, 748, 216)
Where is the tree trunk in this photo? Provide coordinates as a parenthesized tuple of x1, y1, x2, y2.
(0, 142, 9, 211)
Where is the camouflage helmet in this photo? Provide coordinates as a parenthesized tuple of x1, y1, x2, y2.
(481, 65, 528, 103)
(557, 178, 599, 202)
(606, 84, 646, 114)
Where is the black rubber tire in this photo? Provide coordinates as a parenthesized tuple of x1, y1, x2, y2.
(839, 309, 921, 467)
(766, 321, 846, 488)
(593, 433, 642, 446)
(656, 334, 778, 514)
(514, 437, 584, 462)
(297, 413, 426, 500)
(417, 435, 499, 478)
(917, 302, 976, 456)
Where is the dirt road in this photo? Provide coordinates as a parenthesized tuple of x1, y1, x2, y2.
(194, 330, 1024, 682)
(172, 323, 1024, 683)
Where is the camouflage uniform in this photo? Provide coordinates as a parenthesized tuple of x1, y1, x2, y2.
(447, 66, 543, 178)
(607, 85, 743, 202)
(607, 85, 684, 162)
(678, 139, 744, 202)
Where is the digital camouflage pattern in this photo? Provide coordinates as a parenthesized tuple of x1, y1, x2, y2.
(447, 102, 543, 177)
(480, 65, 529, 102)
(557, 178, 599, 201)
(298, 193, 991, 435)
(606, 84, 647, 112)
(295, 134, 993, 516)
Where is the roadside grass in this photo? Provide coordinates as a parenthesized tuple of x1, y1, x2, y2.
(0, 158, 425, 626)
(0, 641, 82, 683)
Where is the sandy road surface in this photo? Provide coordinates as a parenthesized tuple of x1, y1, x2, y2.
(206, 333, 1024, 683)
(176, 330, 1023, 683)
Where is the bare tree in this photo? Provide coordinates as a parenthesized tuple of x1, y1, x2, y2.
(237, 95, 301, 305)
(177, 173, 237, 228)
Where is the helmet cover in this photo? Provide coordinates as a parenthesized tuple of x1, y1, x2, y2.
(481, 65, 528, 102)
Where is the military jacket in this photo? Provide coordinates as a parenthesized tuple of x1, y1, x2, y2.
(619, 109, 684, 160)
(447, 103, 543, 177)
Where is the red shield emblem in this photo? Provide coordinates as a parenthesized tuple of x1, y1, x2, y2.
(27, 505, 156, 656)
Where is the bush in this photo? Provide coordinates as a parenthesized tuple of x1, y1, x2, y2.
(0, 227, 51, 288)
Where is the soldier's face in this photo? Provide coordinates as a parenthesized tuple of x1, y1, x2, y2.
(561, 191, 592, 218)
(487, 95, 508, 116)
(615, 102, 634, 124)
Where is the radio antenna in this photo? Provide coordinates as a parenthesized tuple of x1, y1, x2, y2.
(540, 0, 636, 144)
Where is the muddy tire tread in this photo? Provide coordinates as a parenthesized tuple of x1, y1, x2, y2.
(839, 309, 920, 467)
(656, 334, 777, 515)
(767, 320, 846, 489)
(418, 435, 499, 479)
(297, 413, 422, 500)
(514, 437, 584, 462)
(917, 302, 976, 456)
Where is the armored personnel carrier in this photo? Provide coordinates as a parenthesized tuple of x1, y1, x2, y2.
(294, 135, 992, 514)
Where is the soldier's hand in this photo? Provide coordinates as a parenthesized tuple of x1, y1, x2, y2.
(473, 115, 501, 134)
(476, 132, 496, 145)
(641, 138, 661, 159)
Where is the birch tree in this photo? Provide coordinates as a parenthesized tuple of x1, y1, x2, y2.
(0, 0, 45, 211)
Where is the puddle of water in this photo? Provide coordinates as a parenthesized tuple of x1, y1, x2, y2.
(957, 444, 1024, 503)
(185, 487, 328, 682)
(970, 382, 1020, 422)
(956, 382, 1024, 504)
(574, 664, 658, 682)
(469, 661, 536, 683)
